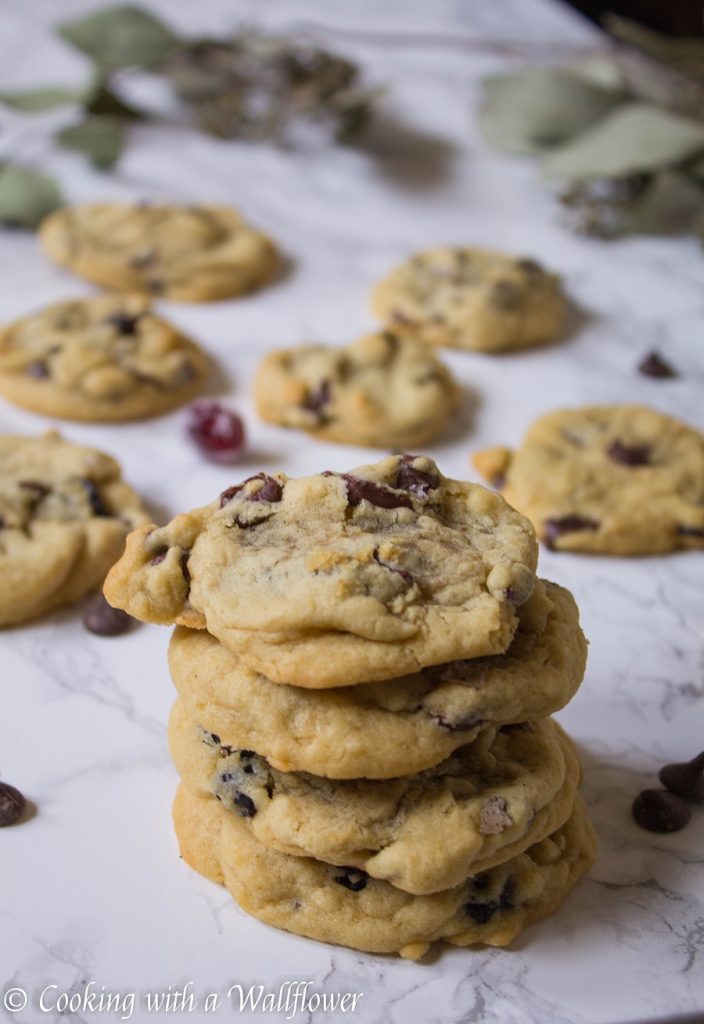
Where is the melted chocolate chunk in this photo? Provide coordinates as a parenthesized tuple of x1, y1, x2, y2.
(543, 515, 599, 549)
(83, 593, 132, 636)
(107, 312, 141, 335)
(607, 440, 651, 466)
(219, 474, 283, 508)
(81, 479, 110, 517)
(464, 877, 513, 924)
(632, 789, 691, 833)
(395, 455, 439, 497)
(302, 379, 331, 416)
(638, 352, 677, 379)
(341, 474, 413, 510)
(429, 711, 483, 733)
(373, 547, 413, 584)
(677, 525, 704, 540)
(659, 752, 704, 802)
(333, 867, 368, 892)
(0, 782, 26, 827)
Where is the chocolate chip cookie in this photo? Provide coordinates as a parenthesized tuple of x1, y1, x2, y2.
(39, 203, 279, 302)
(173, 785, 596, 958)
(0, 295, 209, 421)
(473, 405, 704, 554)
(171, 708, 580, 895)
(372, 247, 566, 353)
(168, 579, 586, 778)
(104, 455, 538, 685)
(254, 332, 459, 448)
(0, 432, 149, 626)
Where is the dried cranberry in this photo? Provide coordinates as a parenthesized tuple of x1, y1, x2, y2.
(187, 401, 246, 465)
(607, 440, 651, 466)
(543, 515, 599, 549)
(0, 783, 26, 827)
(83, 593, 132, 637)
(395, 456, 439, 497)
(638, 352, 677, 378)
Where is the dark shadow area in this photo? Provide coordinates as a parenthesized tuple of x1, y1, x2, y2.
(350, 112, 458, 192)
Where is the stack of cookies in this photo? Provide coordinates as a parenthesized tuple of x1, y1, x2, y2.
(105, 454, 596, 959)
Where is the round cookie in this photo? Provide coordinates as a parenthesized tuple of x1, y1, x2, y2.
(0, 295, 209, 421)
(254, 331, 460, 448)
(39, 203, 279, 302)
(168, 579, 586, 779)
(173, 785, 597, 958)
(105, 455, 538, 686)
(372, 247, 567, 353)
(473, 405, 704, 555)
(0, 432, 149, 626)
(171, 709, 581, 895)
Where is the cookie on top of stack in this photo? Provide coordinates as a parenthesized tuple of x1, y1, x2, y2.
(105, 454, 596, 959)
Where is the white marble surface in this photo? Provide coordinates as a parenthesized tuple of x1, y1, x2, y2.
(1, 1, 703, 1022)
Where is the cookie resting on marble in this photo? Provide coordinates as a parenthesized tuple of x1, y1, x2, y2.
(0, 295, 209, 421)
(167, 579, 586, 778)
(372, 247, 567, 353)
(39, 203, 279, 302)
(171, 707, 581, 894)
(173, 785, 597, 958)
(104, 454, 538, 686)
(254, 331, 460, 448)
(0, 432, 149, 626)
(473, 405, 704, 555)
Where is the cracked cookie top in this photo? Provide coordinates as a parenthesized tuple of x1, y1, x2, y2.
(105, 454, 538, 684)
(0, 295, 209, 421)
(39, 203, 279, 302)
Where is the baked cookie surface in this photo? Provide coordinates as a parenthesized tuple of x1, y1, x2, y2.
(0, 432, 148, 626)
(254, 331, 459, 448)
(39, 203, 279, 302)
(105, 455, 538, 685)
(168, 579, 586, 778)
(173, 785, 596, 958)
(473, 405, 704, 555)
(171, 709, 580, 895)
(0, 295, 209, 421)
(372, 247, 566, 353)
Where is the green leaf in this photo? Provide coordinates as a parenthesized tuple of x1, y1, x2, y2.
(0, 86, 86, 112)
(479, 67, 622, 156)
(58, 5, 180, 69)
(541, 103, 704, 180)
(85, 78, 145, 119)
(57, 115, 125, 168)
(624, 171, 704, 234)
(0, 166, 63, 228)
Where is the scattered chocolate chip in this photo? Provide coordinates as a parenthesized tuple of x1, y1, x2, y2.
(607, 440, 651, 466)
(0, 782, 26, 827)
(395, 455, 439, 497)
(81, 479, 110, 517)
(373, 547, 413, 583)
(83, 593, 132, 636)
(219, 474, 283, 508)
(334, 867, 368, 892)
(341, 474, 413, 510)
(677, 525, 704, 540)
(464, 877, 513, 924)
(489, 280, 522, 312)
(186, 401, 246, 465)
(302, 379, 331, 416)
(429, 711, 483, 733)
(638, 352, 677, 379)
(239, 750, 255, 760)
(632, 789, 691, 833)
(26, 360, 49, 379)
(106, 312, 141, 335)
(543, 515, 599, 549)
(659, 752, 704, 803)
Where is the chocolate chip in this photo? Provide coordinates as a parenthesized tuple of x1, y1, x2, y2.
(543, 515, 599, 549)
(632, 789, 691, 833)
(429, 711, 483, 733)
(0, 782, 26, 827)
(464, 877, 513, 924)
(333, 867, 368, 892)
(373, 547, 413, 583)
(81, 479, 110, 517)
(490, 281, 522, 312)
(83, 593, 132, 636)
(302, 379, 331, 416)
(659, 752, 704, 803)
(26, 360, 49, 379)
(150, 549, 168, 565)
(341, 474, 413, 510)
(607, 440, 651, 466)
(677, 525, 704, 540)
(219, 474, 283, 508)
(203, 729, 221, 747)
(107, 312, 141, 335)
(395, 455, 439, 497)
(638, 352, 677, 379)
(227, 790, 257, 818)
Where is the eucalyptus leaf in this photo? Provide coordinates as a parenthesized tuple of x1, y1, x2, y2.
(624, 171, 704, 234)
(478, 67, 622, 156)
(0, 86, 86, 112)
(605, 15, 704, 81)
(541, 103, 704, 181)
(0, 167, 62, 228)
(58, 5, 180, 69)
(85, 79, 145, 119)
(57, 116, 125, 168)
